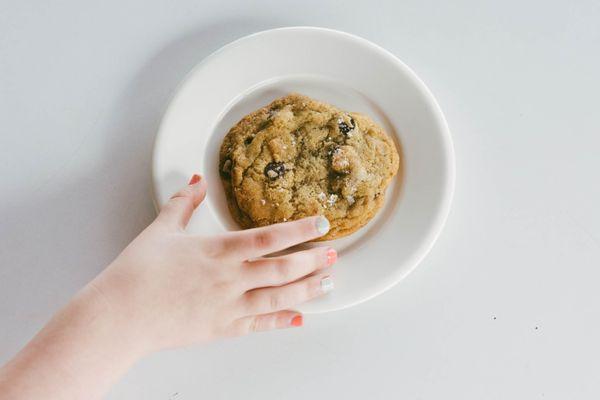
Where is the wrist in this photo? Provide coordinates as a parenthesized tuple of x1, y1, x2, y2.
(75, 278, 151, 361)
(0, 278, 146, 400)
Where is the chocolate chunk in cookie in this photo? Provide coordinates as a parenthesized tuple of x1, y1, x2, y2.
(338, 116, 356, 136)
(264, 162, 286, 180)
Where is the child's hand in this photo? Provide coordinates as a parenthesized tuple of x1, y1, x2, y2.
(0, 174, 336, 400)
(88, 174, 336, 353)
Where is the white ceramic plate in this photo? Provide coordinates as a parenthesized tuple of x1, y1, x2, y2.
(152, 27, 454, 313)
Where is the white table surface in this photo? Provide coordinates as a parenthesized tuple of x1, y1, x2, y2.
(1, 1, 599, 399)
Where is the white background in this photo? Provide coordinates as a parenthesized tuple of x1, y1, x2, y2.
(1, 1, 599, 399)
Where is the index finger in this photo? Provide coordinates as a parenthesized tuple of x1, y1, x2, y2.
(208, 216, 330, 260)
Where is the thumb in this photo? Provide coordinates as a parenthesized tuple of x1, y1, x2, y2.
(156, 174, 207, 230)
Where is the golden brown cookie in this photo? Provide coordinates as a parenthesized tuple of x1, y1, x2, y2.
(219, 93, 400, 241)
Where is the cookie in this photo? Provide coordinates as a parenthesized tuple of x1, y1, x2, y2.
(219, 93, 400, 241)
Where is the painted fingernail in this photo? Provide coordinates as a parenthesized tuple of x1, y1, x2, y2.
(291, 315, 303, 327)
(320, 276, 334, 293)
(188, 174, 201, 185)
(326, 248, 337, 266)
(315, 216, 330, 236)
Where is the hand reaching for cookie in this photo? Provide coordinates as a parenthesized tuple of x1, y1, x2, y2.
(0, 174, 336, 400)
(96, 173, 336, 349)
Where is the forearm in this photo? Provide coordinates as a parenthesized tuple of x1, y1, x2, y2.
(0, 284, 144, 400)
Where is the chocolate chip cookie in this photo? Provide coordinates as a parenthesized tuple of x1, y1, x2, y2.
(219, 93, 400, 241)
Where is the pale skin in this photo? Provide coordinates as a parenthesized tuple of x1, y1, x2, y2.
(0, 175, 337, 400)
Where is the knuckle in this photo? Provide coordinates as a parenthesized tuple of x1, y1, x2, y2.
(160, 199, 178, 215)
(269, 293, 284, 311)
(276, 259, 294, 280)
(212, 279, 232, 293)
(202, 237, 226, 259)
(253, 231, 276, 250)
(168, 195, 193, 211)
(171, 186, 193, 199)
(248, 317, 260, 333)
(245, 291, 263, 311)
(305, 280, 317, 298)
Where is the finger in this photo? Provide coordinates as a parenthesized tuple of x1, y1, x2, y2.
(228, 311, 303, 336)
(241, 273, 334, 315)
(209, 216, 330, 260)
(242, 247, 337, 289)
(156, 174, 207, 230)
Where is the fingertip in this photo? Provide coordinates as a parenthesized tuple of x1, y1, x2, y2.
(326, 247, 337, 266)
(158, 174, 208, 230)
(320, 275, 334, 293)
(290, 314, 303, 327)
(188, 174, 201, 185)
(314, 215, 330, 236)
(187, 174, 207, 207)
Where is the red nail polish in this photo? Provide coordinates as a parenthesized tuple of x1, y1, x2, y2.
(291, 315, 303, 327)
(188, 174, 201, 185)
(326, 248, 337, 266)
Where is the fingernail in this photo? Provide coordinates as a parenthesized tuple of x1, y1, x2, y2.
(188, 174, 201, 185)
(320, 276, 334, 293)
(326, 248, 337, 266)
(315, 216, 330, 236)
(291, 315, 303, 327)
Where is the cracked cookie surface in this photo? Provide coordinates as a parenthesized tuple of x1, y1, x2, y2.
(219, 93, 400, 240)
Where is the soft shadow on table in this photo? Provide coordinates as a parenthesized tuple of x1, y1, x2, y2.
(0, 18, 289, 358)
